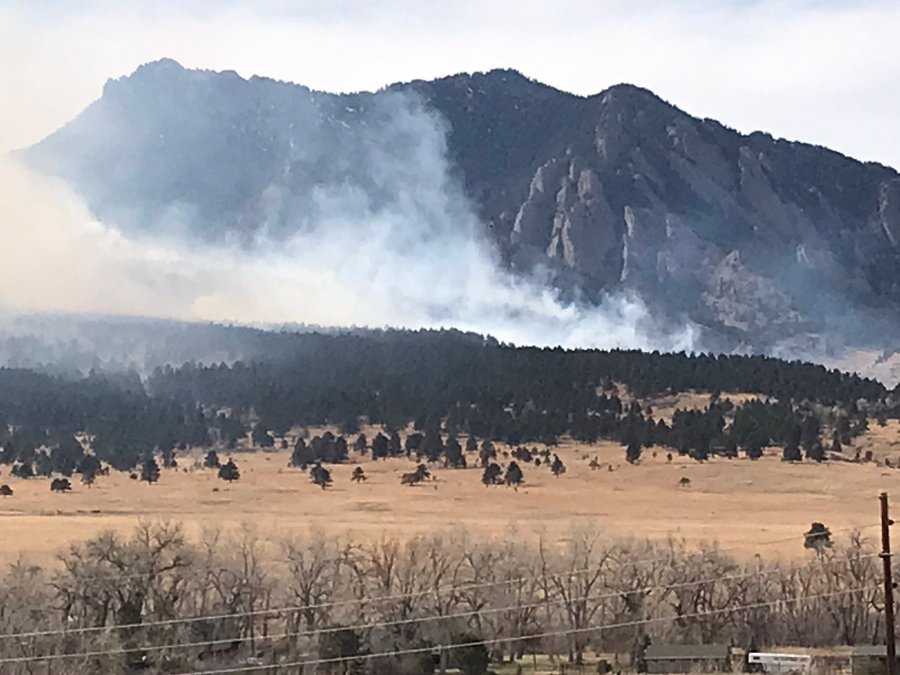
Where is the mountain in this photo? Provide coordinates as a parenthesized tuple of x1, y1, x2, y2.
(21, 59, 900, 359)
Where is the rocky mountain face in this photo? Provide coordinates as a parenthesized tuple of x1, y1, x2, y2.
(22, 59, 900, 357)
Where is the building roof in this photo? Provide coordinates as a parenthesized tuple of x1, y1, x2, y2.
(645, 644, 731, 660)
(851, 645, 889, 658)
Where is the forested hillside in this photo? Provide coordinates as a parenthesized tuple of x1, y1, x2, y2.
(0, 330, 894, 475)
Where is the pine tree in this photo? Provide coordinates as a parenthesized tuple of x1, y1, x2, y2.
(141, 458, 161, 484)
(550, 455, 566, 477)
(481, 462, 502, 486)
(504, 461, 524, 488)
(310, 464, 333, 490)
(218, 459, 241, 482)
(625, 442, 642, 464)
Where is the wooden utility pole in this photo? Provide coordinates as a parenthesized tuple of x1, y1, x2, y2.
(881, 492, 897, 675)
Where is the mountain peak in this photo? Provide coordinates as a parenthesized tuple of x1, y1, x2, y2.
(135, 57, 186, 74)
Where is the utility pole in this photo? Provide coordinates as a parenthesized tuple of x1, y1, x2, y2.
(881, 491, 896, 675)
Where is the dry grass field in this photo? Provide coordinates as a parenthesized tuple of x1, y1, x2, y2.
(1, 417, 898, 565)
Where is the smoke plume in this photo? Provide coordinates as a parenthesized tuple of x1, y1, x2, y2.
(0, 86, 697, 355)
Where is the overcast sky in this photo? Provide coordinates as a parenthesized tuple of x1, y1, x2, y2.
(2, 0, 899, 168)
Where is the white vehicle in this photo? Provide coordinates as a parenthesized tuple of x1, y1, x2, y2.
(747, 652, 812, 674)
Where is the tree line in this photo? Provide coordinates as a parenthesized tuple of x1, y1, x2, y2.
(0, 522, 885, 674)
(0, 329, 896, 474)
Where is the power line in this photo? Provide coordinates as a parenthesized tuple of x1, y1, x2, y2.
(0, 554, 879, 665)
(169, 586, 879, 675)
(0, 525, 875, 643)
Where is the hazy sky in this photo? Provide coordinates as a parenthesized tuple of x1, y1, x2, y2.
(2, 0, 899, 168)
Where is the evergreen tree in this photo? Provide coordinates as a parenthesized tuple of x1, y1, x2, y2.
(389, 430, 403, 456)
(11, 463, 33, 479)
(479, 440, 496, 468)
(504, 461, 524, 488)
(550, 455, 566, 477)
(444, 434, 466, 468)
(371, 433, 390, 460)
(354, 434, 368, 454)
(204, 449, 220, 468)
(50, 477, 72, 492)
(141, 458, 161, 485)
(252, 424, 275, 448)
(625, 442, 642, 464)
(218, 458, 241, 482)
(310, 463, 333, 490)
(422, 427, 443, 462)
(291, 439, 315, 469)
(806, 443, 826, 462)
(831, 431, 842, 453)
(481, 462, 502, 486)
(78, 455, 102, 487)
(465, 435, 478, 453)
(50, 436, 85, 477)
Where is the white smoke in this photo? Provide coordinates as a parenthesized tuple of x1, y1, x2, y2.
(0, 88, 697, 354)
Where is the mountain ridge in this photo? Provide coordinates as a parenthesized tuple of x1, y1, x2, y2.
(21, 58, 900, 359)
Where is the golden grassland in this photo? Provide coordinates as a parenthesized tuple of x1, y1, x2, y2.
(0, 418, 898, 565)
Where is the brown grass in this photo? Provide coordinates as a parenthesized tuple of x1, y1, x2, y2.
(1, 419, 898, 565)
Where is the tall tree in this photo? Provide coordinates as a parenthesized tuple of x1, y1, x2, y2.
(141, 458, 161, 485)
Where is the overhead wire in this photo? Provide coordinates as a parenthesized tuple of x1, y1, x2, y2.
(0, 552, 881, 665)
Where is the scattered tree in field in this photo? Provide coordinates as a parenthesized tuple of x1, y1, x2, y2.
(783, 423, 802, 461)
(0, 484, 12, 497)
(291, 438, 315, 469)
(504, 461, 524, 488)
(389, 430, 402, 457)
(625, 442, 642, 464)
(400, 463, 431, 486)
(806, 443, 826, 463)
(666, 452, 673, 463)
(12, 463, 34, 479)
(50, 477, 72, 493)
(479, 441, 496, 468)
(351, 467, 367, 483)
(804, 522, 833, 554)
(444, 435, 467, 468)
(589, 457, 601, 470)
(422, 427, 443, 462)
(404, 432, 423, 457)
(252, 424, 275, 448)
(481, 462, 502, 486)
(141, 458, 161, 485)
(831, 431, 842, 453)
(679, 476, 691, 488)
(310, 463, 332, 490)
(77, 454, 102, 487)
(550, 454, 566, 477)
(50, 435, 85, 477)
(371, 433, 390, 460)
(160, 445, 178, 469)
(204, 450, 220, 468)
(218, 459, 240, 482)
